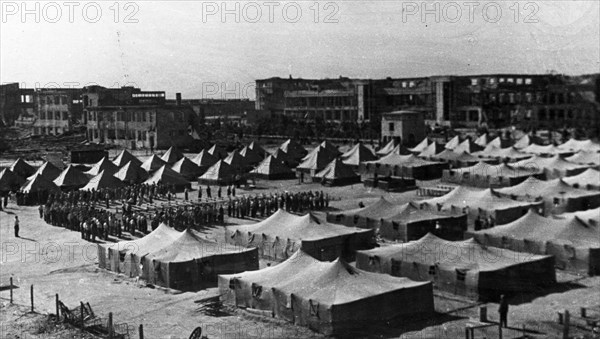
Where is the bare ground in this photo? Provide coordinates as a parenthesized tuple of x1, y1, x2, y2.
(1, 177, 600, 338)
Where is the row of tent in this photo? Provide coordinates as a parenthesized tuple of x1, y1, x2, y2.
(98, 223, 259, 291)
(468, 208, 600, 275)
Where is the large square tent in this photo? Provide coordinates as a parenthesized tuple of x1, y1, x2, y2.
(225, 209, 375, 262)
(278, 139, 307, 161)
(218, 250, 434, 336)
(142, 229, 258, 290)
(18, 173, 60, 205)
(312, 158, 361, 186)
(361, 153, 447, 180)
(249, 155, 296, 180)
(356, 233, 556, 300)
(496, 177, 600, 214)
(418, 186, 543, 225)
(563, 169, 600, 191)
(143, 165, 191, 192)
(557, 139, 600, 153)
(340, 142, 377, 167)
(429, 150, 482, 168)
(468, 209, 600, 275)
(441, 162, 540, 188)
(100, 223, 181, 277)
(296, 146, 337, 176)
(565, 151, 600, 167)
(327, 197, 467, 241)
(0, 168, 25, 194)
(511, 155, 591, 179)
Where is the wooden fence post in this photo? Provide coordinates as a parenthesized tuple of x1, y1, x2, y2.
(55, 294, 59, 322)
(563, 310, 570, 339)
(30, 285, 34, 312)
(498, 323, 503, 339)
(108, 312, 113, 339)
(80, 302, 85, 331)
(139, 324, 144, 339)
(9, 277, 13, 304)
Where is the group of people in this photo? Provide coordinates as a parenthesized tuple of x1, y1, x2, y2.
(473, 214, 496, 231)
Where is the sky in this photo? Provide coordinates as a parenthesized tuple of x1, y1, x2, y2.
(1, 0, 599, 99)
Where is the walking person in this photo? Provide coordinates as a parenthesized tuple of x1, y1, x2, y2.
(14, 216, 20, 238)
(499, 294, 509, 328)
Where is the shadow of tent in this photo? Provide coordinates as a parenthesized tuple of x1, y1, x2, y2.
(507, 280, 587, 306)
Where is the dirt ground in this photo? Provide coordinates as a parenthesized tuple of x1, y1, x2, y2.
(2, 175, 600, 338)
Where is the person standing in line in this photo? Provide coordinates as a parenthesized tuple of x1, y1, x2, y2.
(14, 216, 19, 238)
(499, 294, 509, 328)
(38, 205, 44, 218)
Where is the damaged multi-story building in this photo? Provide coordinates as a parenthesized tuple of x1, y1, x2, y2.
(255, 73, 600, 132)
(84, 86, 196, 150)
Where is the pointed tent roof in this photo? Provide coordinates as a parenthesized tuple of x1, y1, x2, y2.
(20, 173, 60, 194)
(248, 141, 266, 155)
(329, 197, 409, 221)
(191, 149, 218, 168)
(297, 147, 337, 171)
(112, 149, 142, 168)
(341, 143, 377, 166)
(140, 154, 168, 172)
(450, 162, 539, 179)
(511, 155, 591, 172)
(314, 158, 359, 180)
(558, 139, 600, 153)
(9, 158, 35, 178)
(112, 223, 180, 256)
(113, 160, 149, 183)
(474, 134, 489, 147)
(271, 148, 291, 161)
(376, 140, 396, 156)
(224, 151, 249, 169)
(562, 168, 600, 188)
(250, 155, 294, 176)
(359, 233, 552, 272)
(53, 165, 89, 188)
(199, 160, 236, 181)
(207, 144, 227, 159)
(146, 229, 245, 262)
(514, 134, 531, 149)
(474, 209, 599, 248)
(444, 135, 461, 150)
(279, 139, 306, 159)
(230, 209, 372, 241)
(418, 142, 444, 157)
(473, 146, 532, 161)
(420, 186, 537, 211)
(318, 140, 339, 154)
(487, 136, 503, 148)
(432, 149, 480, 163)
(390, 144, 413, 155)
(452, 139, 484, 154)
(28, 161, 61, 181)
(497, 177, 599, 200)
(160, 146, 184, 165)
(143, 165, 190, 186)
(521, 143, 571, 156)
(239, 146, 263, 165)
(85, 157, 118, 176)
(566, 151, 600, 166)
(221, 249, 429, 306)
(408, 138, 430, 153)
(302, 144, 338, 161)
(171, 157, 203, 178)
(365, 153, 439, 168)
(0, 168, 25, 192)
(81, 170, 125, 191)
(559, 207, 600, 225)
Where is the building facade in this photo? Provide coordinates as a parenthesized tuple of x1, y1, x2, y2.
(381, 111, 426, 146)
(0, 83, 35, 127)
(256, 74, 600, 132)
(84, 86, 196, 150)
(32, 88, 84, 135)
